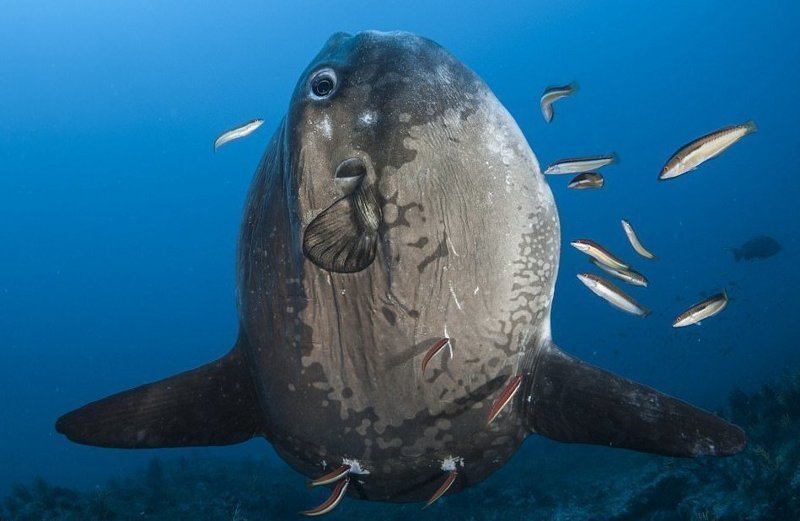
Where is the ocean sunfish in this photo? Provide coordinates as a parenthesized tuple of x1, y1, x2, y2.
(56, 31, 744, 507)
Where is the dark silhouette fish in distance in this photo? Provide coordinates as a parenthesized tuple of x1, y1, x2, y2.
(732, 235, 781, 261)
(55, 31, 745, 508)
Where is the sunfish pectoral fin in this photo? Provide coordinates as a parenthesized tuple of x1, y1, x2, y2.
(302, 186, 381, 273)
(55, 342, 264, 448)
(524, 344, 745, 457)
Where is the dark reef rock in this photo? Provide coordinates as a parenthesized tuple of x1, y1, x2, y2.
(5, 371, 800, 520)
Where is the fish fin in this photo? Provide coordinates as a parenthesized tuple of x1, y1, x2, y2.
(743, 120, 757, 134)
(524, 344, 745, 457)
(542, 103, 554, 123)
(56, 343, 264, 448)
(611, 152, 620, 165)
(641, 308, 652, 318)
(303, 187, 381, 273)
(567, 81, 579, 94)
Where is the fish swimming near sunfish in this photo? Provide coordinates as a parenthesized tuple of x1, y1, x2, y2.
(732, 235, 781, 261)
(621, 219, 656, 260)
(577, 273, 651, 316)
(540, 82, 578, 123)
(673, 292, 729, 328)
(214, 118, 264, 151)
(571, 238, 631, 271)
(567, 172, 604, 190)
(589, 258, 648, 287)
(55, 31, 745, 511)
(544, 154, 617, 175)
(659, 121, 756, 180)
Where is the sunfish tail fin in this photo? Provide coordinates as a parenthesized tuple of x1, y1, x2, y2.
(524, 344, 745, 457)
(56, 343, 264, 448)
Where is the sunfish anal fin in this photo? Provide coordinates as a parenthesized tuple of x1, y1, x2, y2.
(523, 343, 745, 457)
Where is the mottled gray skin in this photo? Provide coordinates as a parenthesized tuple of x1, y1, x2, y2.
(238, 31, 558, 501)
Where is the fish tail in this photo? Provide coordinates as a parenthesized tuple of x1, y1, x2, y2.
(611, 152, 620, 165)
(567, 81, 580, 94)
(743, 120, 758, 134)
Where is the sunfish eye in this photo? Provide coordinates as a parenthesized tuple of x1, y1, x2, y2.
(334, 157, 366, 195)
(310, 68, 337, 99)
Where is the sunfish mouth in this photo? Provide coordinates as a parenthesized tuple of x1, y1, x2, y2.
(334, 157, 367, 195)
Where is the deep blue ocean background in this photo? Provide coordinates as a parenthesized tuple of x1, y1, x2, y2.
(2, 0, 799, 518)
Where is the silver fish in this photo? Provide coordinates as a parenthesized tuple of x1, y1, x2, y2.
(567, 172, 604, 190)
(540, 82, 578, 123)
(589, 258, 648, 287)
(213, 118, 265, 151)
(621, 219, 656, 259)
(659, 121, 756, 180)
(545, 154, 617, 175)
(673, 291, 728, 328)
(577, 273, 650, 316)
(571, 239, 630, 271)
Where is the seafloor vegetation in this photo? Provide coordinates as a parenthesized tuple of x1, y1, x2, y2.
(4, 372, 800, 521)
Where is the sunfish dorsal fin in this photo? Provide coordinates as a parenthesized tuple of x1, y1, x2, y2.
(56, 344, 264, 448)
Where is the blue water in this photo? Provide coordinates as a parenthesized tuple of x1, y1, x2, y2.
(1, 0, 799, 515)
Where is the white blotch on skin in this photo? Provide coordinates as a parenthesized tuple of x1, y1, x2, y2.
(441, 456, 464, 471)
(359, 111, 377, 126)
(342, 458, 370, 475)
(316, 115, 332, 139)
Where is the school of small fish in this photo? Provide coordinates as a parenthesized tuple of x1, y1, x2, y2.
(539, 81, 755, 327)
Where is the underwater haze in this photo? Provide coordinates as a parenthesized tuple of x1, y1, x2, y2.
(2, 0, 800, 519)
